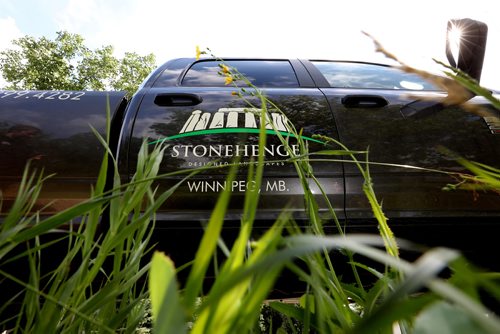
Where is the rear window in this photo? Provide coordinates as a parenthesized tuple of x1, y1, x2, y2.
(312, 61, 438, 90)
(182, 60, 299, 87)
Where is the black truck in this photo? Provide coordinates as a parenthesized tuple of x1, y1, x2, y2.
(1, 19, 499, 268)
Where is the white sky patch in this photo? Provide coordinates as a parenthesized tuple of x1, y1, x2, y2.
(1, 0, 499, 89)
(0, 17, 22, 88)
(0, 17, 21, 50)
(55, 0, 99, 33)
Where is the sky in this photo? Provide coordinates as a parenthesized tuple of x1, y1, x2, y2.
(0, 0, 499, 89)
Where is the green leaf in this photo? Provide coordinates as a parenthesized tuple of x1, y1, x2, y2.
(414, 301, 490, 334)
(10, 195, 116, 244)
(183, 162, 238, 310)
(149, 252, 186, 334)
(299, 294, 315, 314)
(270, 301, 308, 324)
(313, 149, 367, 156)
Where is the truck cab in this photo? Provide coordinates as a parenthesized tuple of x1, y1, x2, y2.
(114, 57, 499, 266)
(1, 36, 499, 268)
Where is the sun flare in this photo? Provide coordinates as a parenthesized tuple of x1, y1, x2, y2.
(447, 23, 463, 61)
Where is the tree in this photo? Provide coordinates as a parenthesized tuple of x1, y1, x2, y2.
(111, 52, 156, 94)
(0, 31, 156, 96)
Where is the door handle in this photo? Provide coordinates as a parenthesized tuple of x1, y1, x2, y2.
(154, 93, 203, 107)
(341, 95, 388, 108)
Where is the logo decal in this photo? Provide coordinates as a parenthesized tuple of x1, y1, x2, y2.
(149, 108, 324, 145)
(147, 108, 326, 194)
(483, 116, 500, 134)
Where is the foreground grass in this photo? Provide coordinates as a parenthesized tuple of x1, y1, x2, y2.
(0, 141, 177, 332)
(3, 143, 499, 333)
(1, 57, 500, 333)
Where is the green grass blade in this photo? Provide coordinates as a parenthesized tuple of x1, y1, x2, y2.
(150, 252, 186, 334)
(10, 195, 117, 244)
(183, 162, 238, 311)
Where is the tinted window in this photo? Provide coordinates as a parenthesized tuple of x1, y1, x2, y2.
(182, 60, 299, 87)
(151, 58, 193, 87)
(312, 61, 438, 90)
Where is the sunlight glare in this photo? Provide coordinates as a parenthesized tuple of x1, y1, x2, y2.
(448, 23, 463, 61)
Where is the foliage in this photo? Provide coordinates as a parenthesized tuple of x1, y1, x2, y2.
(111, 52, 157, 95)
(0, 31, 156, 95)
(435, 59, 500, 111)
(0, 104, 189, 332)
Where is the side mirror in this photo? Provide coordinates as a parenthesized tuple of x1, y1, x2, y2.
(402, 19, 488, 119)
(446, 18, 488, 82)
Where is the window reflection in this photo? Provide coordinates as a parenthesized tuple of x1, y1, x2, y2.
(312, 61, 439, 90)
(181, 60, 299, 88)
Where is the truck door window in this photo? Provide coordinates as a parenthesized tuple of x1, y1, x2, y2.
(312, 61, 439, 90)
(181, 60, 300, 88)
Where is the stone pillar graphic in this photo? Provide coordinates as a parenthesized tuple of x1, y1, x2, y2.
(194, 112, 211, 131)
(179, 108, 290, 133)
(265, 112, 273, 130)
(271, 113, 289, 132)
(227, 111, 238, 128)
(244, 112, 257, 128)
(264, 112, 290, 131)
(209, 110, 225, 129)
(180, 110, 202, 133)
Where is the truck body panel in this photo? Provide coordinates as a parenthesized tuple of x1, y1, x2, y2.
(1, 58, 499, 265)
(0, 90, 127, 213)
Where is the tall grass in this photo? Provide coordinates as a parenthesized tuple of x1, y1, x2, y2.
(0, 105, 191, 332)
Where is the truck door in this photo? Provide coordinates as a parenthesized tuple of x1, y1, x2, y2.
(303, 60, 500, 222)
(122, 58, 345, 227)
